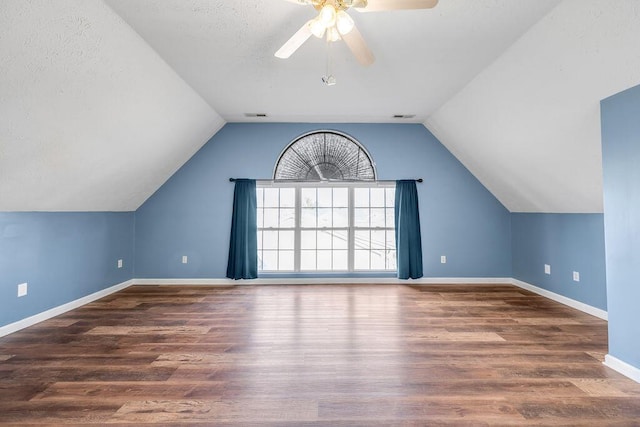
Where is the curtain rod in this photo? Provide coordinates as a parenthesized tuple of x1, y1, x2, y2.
(229, 178, 423, 183)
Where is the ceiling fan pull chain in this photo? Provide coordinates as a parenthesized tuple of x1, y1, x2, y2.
(322, 38, 337, 86)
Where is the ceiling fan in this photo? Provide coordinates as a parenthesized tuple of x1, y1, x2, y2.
(275, 0, 439, 66)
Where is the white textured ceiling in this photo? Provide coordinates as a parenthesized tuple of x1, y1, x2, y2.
(0, 0, 223, 211)
(105, 0, 561, 123)
(426, 0, 640, 212)
(2, 0, 639, 213)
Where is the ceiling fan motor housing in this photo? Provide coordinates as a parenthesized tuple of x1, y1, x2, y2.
(313, 0, 368, 11)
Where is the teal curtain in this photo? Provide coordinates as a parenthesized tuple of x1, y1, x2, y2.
(226, 179, 258, 279)
(395, 180, 423, 279)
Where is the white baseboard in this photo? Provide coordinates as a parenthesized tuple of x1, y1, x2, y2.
(604, 354, 640, 384)
(511, 278, 608, 320)
(133, 278, 235, 286)
(0, 279, 134, 338)
(132, 277, 513, 286)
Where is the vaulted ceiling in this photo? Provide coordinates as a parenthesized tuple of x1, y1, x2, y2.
(1, 0, 639, 212)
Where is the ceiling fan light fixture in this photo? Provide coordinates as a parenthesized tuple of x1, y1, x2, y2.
(318, 4, 337, 27)
(308, 18, 326, 38)
(326, 26, 341, 42)
(336, 10, 354, 35)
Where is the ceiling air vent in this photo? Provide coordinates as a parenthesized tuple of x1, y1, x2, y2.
(244, 113, 268, 118)
(393, 114, 416, 119)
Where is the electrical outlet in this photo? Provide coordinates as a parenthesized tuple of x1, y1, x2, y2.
(117, 259, 123, 269)
(573, 271, 580, 282)
(182, 255, 188, 264)
(544, 264, 551, 275)
(17, 283, 28, 297)
(440, 255, 447, 264)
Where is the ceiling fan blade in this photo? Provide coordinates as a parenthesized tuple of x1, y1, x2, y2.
(282, 0, 323, 6)
(354, 0, 438, 12)
(275, 21, 313, 59)
(341, 25, 375, 66)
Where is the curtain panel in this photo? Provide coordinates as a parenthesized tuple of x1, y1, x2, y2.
(226, 179, 258, 279)
(395, 180, 423, 279)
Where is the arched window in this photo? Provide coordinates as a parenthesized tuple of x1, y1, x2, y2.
(257, 131, 396, 273)
(274, 131, 376, 181)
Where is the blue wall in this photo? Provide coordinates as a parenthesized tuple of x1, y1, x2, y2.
(511, 213, 607, 310)
(0, 212, 134, 327)
(135, 123, 512, 278)
(601, 83, 640, 370)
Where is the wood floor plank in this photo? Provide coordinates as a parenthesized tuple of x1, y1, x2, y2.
(1, 283, 639, 425)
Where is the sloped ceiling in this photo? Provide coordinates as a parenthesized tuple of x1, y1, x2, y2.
(0, 0, 223, 211)
(1, 0, 639, 213)
(426, 0, 640, 213)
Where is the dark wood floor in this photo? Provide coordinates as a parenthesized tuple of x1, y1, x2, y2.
(1, 284, 639, 426)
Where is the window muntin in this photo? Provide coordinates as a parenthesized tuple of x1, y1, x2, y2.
(257, 183, 395, 273)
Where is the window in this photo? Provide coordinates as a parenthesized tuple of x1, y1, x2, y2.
(274, 131, 375, 181)
(259, 130, 393, 273)
(257, 183, 396, 272)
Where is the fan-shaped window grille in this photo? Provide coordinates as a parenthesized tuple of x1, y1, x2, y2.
(274, 131, 376, 181)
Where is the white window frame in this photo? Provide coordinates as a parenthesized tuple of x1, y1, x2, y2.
(257, 181, 396, 273)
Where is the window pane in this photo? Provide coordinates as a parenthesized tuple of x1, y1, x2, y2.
(371, 250, 385, 270)
(301, 208, 316, 228)
(386, 208, 395, 228)
(317, 230, 332, 250)
(333, 230, 348, 250)
(262, 230, 278, 250)
(279, 231, 294, 250)
(354, 250, 370, 270)
(301, 230, 316, 249)
(257, 231, 263, 249)
(301, 188, 316, 207)
(317, 250, 332, 270)
(354, 208, 369, 227)
(279, 208, 295, 228)
(354, 230, 370, 250)
(263, 208, 279, 228)
(386, 250, 397, 270)
(371, 230, 385, 250)
(333, 208, 348, 227)
(256, 188, 264, 207)
(257, 250, 263, 270)
(262, 251, 278, 270)
(264, 188, 279, 207)
(333, 250, 348, 270)
(354, 188, 369, 207)
(386, 230, 396, 250)
(333, 188, 348, 207)
(279, 251, 295, 271)
(370, 208, 385, 228)
(280, 188, 295, 207)
(318, 208, 332, 228)
(301, 250, 316, 270)
(385, 187, 396, 207)
(318, 188, 332, 207)
(257, 208, 264, 228)
(370, 188, 385, 207)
